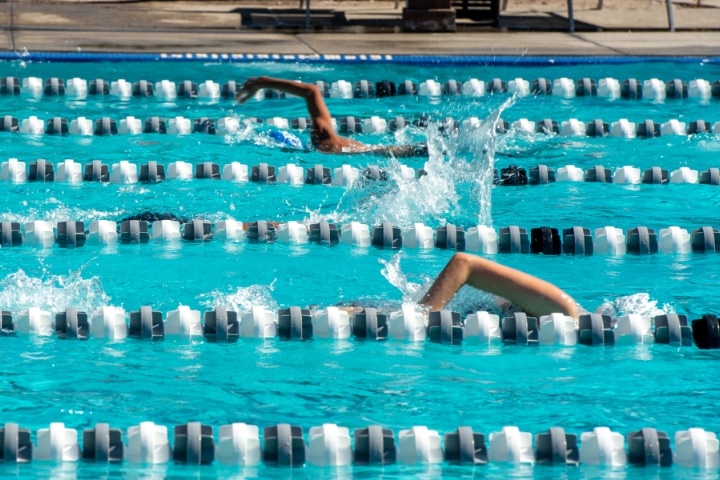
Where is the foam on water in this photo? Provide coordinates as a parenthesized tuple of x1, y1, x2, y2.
(3, 197, 125, 224)
(379, 253, 428, 304)
(0, 268, 111, 313)
(595, 292, 674, 318)
(698, 137, 720, 152)
(225, 116, 264, 146)
(197, 282, 279, 313)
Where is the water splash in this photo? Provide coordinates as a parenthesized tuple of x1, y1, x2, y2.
(595, 293, 673, 317)
(379, 253, 428, 304)
(197, 282, 278, 313)
(3, 197, 126, 224)
(443, 94, 517, 224)
(333, 95, 517, 227)
(0, 269, 111, 313)
(225, 115, 263, 146)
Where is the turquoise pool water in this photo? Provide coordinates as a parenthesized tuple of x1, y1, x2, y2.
(1, 58, 720, 478)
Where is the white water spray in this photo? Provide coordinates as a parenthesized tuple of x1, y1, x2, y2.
(0, 269, 111, 314)
(333, 94, 517, 228)
(595, 293, 673, 318)
(379, 253, 428, 304)
(197, 282, 279, 313)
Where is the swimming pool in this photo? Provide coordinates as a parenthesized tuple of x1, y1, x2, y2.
(1, 55, 720, 478)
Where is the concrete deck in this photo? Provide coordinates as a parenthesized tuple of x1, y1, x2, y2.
(1, 0, 720, 56)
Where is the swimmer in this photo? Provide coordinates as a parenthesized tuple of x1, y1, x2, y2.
(420, 253, 579, 319)
(128, 210, 575, 317)
(236, 76, 427, 157)
(340, 253, 579, 320)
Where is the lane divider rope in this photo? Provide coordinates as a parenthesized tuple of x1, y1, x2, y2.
(2, 158, 720, 187)
(2, 220, 720, 255)
(2, 76, 720, 101)
(1, 113, 718, 137)
(0, 421, 715, 468)
(0, 305, 715, 349)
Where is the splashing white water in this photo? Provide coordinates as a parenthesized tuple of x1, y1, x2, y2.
(224, 115, 263, 146)
(595, 293, 673, 318)
(379, 253, 428, 304)
(451, 95, 517, 224)
(197, 282, 278, 313)
(0, 269, 111, 313)
(3, 197, 125, 224)
(332, 95, 517, 227)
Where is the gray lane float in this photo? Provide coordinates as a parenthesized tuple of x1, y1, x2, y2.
(3, 304, 720, 351)
(5, 111, 720, 138)
(3, 420, 718, 469)
(5, 218, 720, 257)
(5, 75, 720, 104)
(203, 305, 239, 343)
(82, 423, 123, 463)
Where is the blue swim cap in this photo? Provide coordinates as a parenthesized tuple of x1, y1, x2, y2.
(269, 129, 307, 151)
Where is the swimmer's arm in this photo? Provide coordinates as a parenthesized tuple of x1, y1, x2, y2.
(236, 76, 332, 127)
(420, 253, 579, 319)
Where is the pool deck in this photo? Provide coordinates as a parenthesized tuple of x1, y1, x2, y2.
(1, 0, 720, 57)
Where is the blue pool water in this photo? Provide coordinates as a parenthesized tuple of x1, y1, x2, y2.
(1, 57, 720, 478)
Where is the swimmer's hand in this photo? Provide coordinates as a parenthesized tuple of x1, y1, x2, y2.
(235, 77, 264, 104)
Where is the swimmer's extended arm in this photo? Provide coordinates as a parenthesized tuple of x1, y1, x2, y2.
(420, 253, 579, 318)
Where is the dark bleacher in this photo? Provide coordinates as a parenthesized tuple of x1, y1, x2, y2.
(452, 0, 500, 23)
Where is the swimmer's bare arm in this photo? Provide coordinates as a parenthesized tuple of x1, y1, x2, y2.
(236, 76, 331, 125)
(236, 76, 365, 153)
(420, 253, 579, 319)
